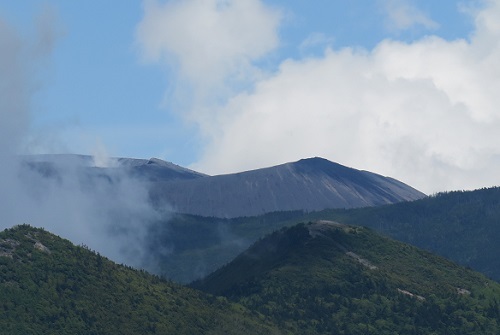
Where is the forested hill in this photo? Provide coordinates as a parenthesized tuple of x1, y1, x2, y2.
(130, 186, 500, 284)
(304, 186, 500, 281)
(194, 221, 500, 334)
(0, 225, 283, 335)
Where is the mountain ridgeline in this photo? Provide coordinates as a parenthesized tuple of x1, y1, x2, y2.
(22, 154, 206, 183)
(194, 221, 500, 334)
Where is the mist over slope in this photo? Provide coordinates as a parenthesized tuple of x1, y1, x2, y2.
(23, 154, 206, 182)
(10, 154, 425, 278)
(21, 154, 425, 221)
(152, 157, 425, 218)
(8, 154, 206, 270)
(3, 154, 167, 269)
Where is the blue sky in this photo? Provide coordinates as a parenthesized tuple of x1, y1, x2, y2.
(2, 0, 500, 193)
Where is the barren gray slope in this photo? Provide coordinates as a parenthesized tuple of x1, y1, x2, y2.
(152, 157, 426, 218)
(21, 154, 206, 182)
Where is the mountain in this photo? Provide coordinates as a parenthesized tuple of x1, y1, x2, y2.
(194, 221, 500, 334)
(21, 154, 425, 218)
(0, 224, 283, 335)
(151, 157, 426, 218)
(301, 186, 500, 281)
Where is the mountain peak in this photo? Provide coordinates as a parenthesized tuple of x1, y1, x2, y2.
(290, 156, 351, 172)
(153, 157, 425, 217)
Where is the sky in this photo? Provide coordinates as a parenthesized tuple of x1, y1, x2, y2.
(1, 0, 500, 194)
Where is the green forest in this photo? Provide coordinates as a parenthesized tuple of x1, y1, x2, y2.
(2, 187, 500, 334)
(0, 225, 282, 335)
(150, 186, 500, 283)
(194, 222, 500, 334)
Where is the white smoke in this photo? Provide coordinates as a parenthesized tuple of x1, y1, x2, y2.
(0, 9, 165, 268)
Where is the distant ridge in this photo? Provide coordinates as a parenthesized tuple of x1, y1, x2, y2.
(20, 154, 425, 218)
(152, 157, 426, 217)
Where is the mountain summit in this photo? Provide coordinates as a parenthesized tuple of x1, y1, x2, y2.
(152, 157, 426, 217)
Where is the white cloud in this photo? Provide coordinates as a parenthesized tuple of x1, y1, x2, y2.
(136, 0, 500, 193)
(187, 1, 500, 194)
(381, 0, 439, 32)
(136, 0, 282, 102)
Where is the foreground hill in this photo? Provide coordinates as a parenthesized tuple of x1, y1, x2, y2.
(0, 225, 282, 335)
(152, 157, 425, 217)
(194, 221, 500, 334)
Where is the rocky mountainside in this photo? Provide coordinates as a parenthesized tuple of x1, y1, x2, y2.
(21, 154, 425, 218)
(21, 154, 206, 182)
(152, 157, 426, 217)
(194, 221, 500, 334)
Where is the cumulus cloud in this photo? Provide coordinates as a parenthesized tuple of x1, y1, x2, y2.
(136, 0, 282, 105)
(381, 0, 439, 32)
(186, 1, 498, 194)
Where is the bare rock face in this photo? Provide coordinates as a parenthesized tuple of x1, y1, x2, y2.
(152, 157, 426, 218)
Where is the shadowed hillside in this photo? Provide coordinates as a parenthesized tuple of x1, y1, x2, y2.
(194, 221, 500, 334)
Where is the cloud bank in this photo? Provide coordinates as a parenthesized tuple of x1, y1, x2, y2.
(138, 0, 500, 194)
